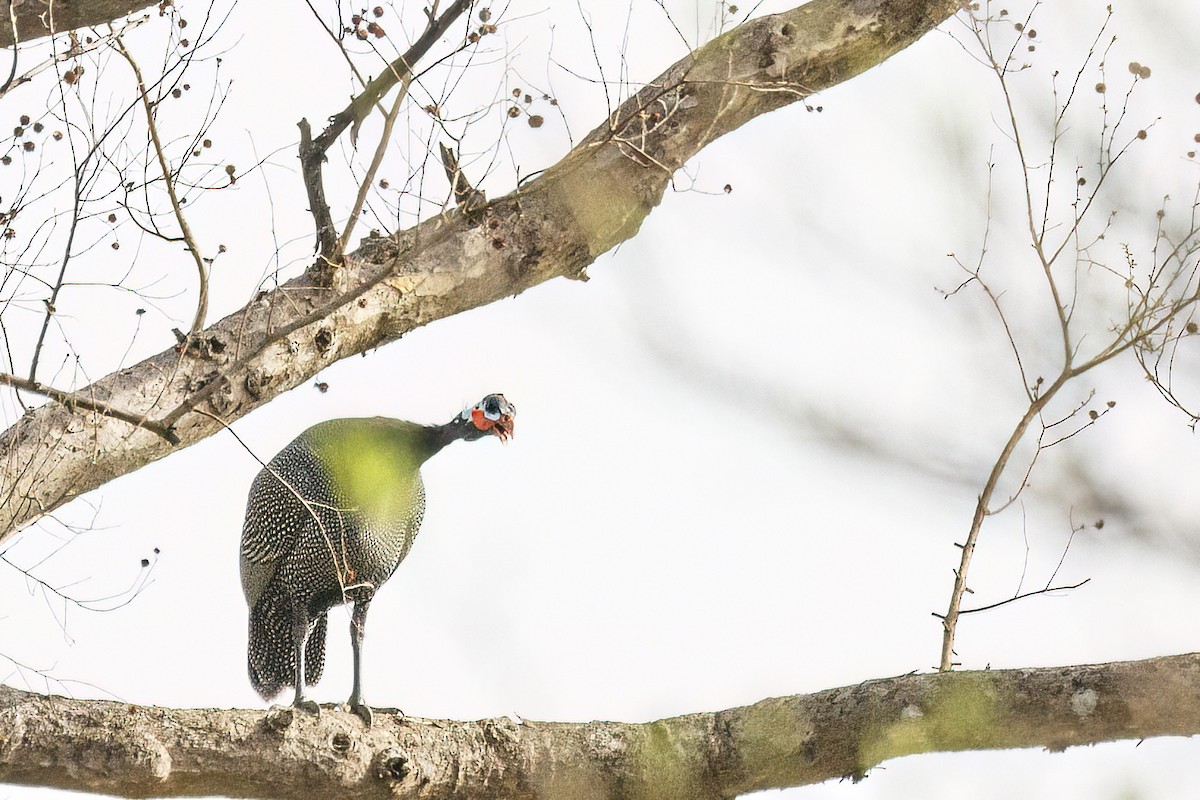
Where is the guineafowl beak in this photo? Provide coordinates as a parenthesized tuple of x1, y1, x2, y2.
(492, 413, 514, 443)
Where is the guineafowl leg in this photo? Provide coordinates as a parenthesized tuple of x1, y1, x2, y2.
(291, 609, 320, 715)
(348, 594, 374, 726)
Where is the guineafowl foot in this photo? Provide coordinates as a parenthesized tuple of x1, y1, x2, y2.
(349, 702, 374, 728)
(264, 700, 320, 729)
(293, 698, 321, 718)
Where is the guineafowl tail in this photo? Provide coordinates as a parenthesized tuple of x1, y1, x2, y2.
(247, 586, 293, 700)
(247, 586, 330, 700)
(304, 612, 328, 687)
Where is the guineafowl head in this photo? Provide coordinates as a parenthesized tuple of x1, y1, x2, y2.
(455, 393, 516, 442)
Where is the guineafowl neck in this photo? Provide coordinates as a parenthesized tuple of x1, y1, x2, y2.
(424, 420, 469, 455)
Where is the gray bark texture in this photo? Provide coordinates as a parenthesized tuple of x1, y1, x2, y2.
(0, 0, 157, 48)
(0, 0, 961, 544)
(2, 653, 1198, 798)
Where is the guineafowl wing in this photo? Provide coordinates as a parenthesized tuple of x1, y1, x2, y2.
(240, 439, 336, 606)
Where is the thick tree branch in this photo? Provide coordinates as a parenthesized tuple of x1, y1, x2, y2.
(1, 653, 1198, 798)
(0, 0, 960, 542)
(0, 0, 156, 48)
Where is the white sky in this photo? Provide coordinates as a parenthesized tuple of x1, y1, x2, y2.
(3, 0, 1200, 798)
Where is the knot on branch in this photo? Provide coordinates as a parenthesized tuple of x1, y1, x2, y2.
(314, 327, 334, 353)
(173, 330, 228, 360)
(193, 373, 234, 417)
(762, 22, 797, 78)
(374, 748, 409, 782)
(244, 368, 270, 400)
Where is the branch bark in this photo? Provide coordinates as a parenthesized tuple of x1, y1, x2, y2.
(0, 0, 156, 48)
(2, 653, 1198, 799)
(0, 0, 960, 543)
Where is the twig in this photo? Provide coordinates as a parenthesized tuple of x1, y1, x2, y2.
(0, 372, 180, 445)
(114, 36, 209, 334)
(301, 0, 375, 93)
(338, 75, 409, 253)
(1, 546, 158, 613)
(336, 0, 473, 144)
(0, 650, 122, 699)
(939, 367, 1066, 671)
(439, 142, 487, 211)
(955, 579, 1090, 616)
(28, 198, 82, 384)
(0, 16, 149, 100)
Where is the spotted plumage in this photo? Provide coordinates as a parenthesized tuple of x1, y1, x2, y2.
(240, 394, 515, 723)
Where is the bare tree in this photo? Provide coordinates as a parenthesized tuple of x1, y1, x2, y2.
(933, 2, 1200, 670)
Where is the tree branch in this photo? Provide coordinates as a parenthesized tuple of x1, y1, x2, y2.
(0, 0, 960, 542)
(115, 35, 210, 334)
(439, 141, 487, 212)
(298, 0, 475, 266)
(1, 652, 1198, 798)
(0, 0, 156, 48)
(316, 0, 475, 152)
(0, 372, 179, 445)
(337, 74, 409, 255)
(296, 117, 339, 263)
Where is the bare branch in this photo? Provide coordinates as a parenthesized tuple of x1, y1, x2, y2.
(0, 371, 179, 445)
(955, 578, 1091, 616)
(114, 35, 210, 334)
(338, 76, 410, 254)
(296, 119, 340, 264)
(935, 4, 1199, 671)
(329, 0, 475, 147)
(439, 142, 487, 211)
(2, 653, 1198, 799)
(939, 369, 1065, 670)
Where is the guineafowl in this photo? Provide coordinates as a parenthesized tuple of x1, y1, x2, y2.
(240, 393, 515, 724)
